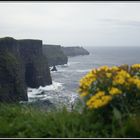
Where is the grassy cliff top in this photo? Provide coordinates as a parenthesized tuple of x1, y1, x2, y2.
(0, 103, 139, 138)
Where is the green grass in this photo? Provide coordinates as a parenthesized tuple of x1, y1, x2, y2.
(0, 103, 139, 138)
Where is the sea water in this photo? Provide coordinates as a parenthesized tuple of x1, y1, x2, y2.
(27, 46, 140, 110)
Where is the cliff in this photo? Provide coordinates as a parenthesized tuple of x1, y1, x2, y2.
(43, 44, 68, 66)
(61, 46, 89, 57)
(19, 40, 52, 88)
(0, 37, 27, 102)
(0, 37, 52, 102)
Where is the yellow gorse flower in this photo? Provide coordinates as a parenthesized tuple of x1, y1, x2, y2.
(98, 65, 110, 72)
(101, 95, 112, 106)
(113, 70, 130, 85)
(106, 72, 112, 78)
(113, 76, 125, 85)
(111, 66, 119, 71)
(86, 91, 112, 109)
(109, 87, 122, 95)
(80, 92, 88, 97)
(79, 70, 96, 93)
(78, 64, 140, 110)
(131, 64, 140, 69)
(128, 77, 140, 89)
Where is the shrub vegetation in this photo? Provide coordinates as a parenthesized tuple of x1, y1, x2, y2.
(0, 64, 140, 138)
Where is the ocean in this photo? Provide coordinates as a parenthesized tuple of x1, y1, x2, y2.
(27, 47, 140, 110)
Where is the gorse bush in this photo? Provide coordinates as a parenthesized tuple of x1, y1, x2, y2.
(79, 64, 140, 118)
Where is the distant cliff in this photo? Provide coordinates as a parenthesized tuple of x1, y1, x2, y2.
(43, 44, 68, 66)
(61, 46, 89, 57)
(0, 37, 52, 102)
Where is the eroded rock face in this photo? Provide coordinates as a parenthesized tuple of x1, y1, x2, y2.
(0, 37, 27, 102)
(61, 46, 89, 57)
(43, 44, 68, 66)
(19, 40, 52, 88)
(0, 37, 52, 102)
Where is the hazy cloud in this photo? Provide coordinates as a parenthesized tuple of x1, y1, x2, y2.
(0, 2, 140, 46)
(100, 18, 140, 27)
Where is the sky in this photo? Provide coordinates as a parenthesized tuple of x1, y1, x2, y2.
(0, 2, 140, 47)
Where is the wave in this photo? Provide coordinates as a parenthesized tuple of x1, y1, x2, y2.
(69, 93, 79, 104)
(50, 64, 69, 69)
(58, 64, 69, 67)
(75, 69, 91, 73)
(68, 62, 80, 65)
(40, 81, 63, 91)
(27, 81, 80, 109)
(52, 69, 91, 73)
(27, 81, 81, 112)
(27, 81, 64, 101)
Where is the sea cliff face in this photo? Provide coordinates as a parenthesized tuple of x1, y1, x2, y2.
(0, 37, 27, 102)
(0, 37, 52, 102)
(61, 46, 89, 57)
(43, 44, 68, 66)
(19, 40, 52, 88)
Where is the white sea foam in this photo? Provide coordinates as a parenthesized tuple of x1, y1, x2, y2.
(38, 81, 63, 91)
(69, 93, 79, 104)
(68, 62, 80, 65)
(57, 64, 69, 67)
(75, 69, 91, 73)
(27, 80, 80, 111)
(50, 64, 69, 70)
(51, 69, 90, 73)
(27, 81, 64, 102)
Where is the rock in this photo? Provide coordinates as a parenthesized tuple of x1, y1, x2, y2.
(43, 44, 68, 66)
(0, 37, 27, 102)
(19, 39, 52, 88)
(51, 65, 57, 71)
(0, 37, 52, 102)
(61, 46, 89, 57)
